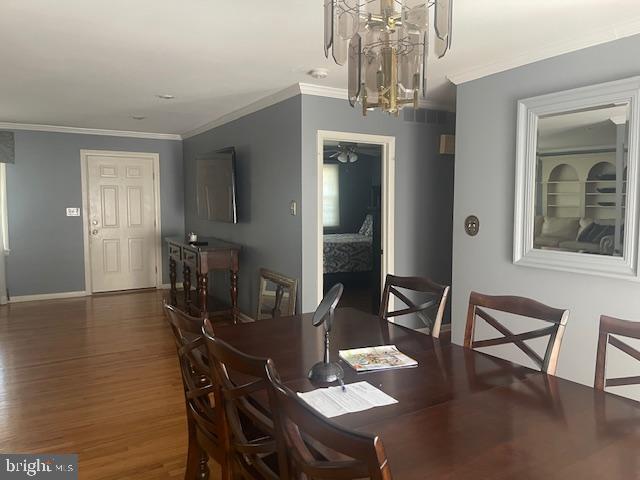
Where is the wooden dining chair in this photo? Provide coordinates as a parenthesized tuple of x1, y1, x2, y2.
(266, 369, 393, 480)
(379, 274, 450, 338)
(595, 315, 640, 391)
(163, 303, 226, 480)
(256, 268, 298, 320)
(202, 318, 279, 480)
(463, 291, 569, 375)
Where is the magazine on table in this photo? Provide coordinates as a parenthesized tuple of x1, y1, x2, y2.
(338, 345, 418, 372)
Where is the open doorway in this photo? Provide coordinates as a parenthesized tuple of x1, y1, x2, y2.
(321, 140, 384, 314)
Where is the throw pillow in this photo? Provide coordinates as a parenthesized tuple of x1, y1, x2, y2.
(577, 218, 594, 240)
(358, 214, 374, 237)
(577, 222, 596, 242)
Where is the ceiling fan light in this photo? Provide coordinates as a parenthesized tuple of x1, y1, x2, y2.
(348, 152, 358, 163)
(337, 152, 349, 163)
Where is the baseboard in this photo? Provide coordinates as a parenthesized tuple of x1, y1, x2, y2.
(9, 291, 88, 303)
(158, 283, 184, 289)
(237, 311, 255, 323)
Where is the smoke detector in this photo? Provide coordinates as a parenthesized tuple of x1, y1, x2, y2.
(308, 68, 329, 79)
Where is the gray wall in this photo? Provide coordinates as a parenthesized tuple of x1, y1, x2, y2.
(5, 130, 183, 296)
(453, 34, 640, 400)
(301, 96, 456, 312)
(182, 96, 303, 317)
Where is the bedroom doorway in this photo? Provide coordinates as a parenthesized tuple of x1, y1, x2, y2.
(318, 132, 395, 314)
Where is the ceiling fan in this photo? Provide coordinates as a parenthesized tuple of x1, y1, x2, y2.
(326, 143, 359, 163)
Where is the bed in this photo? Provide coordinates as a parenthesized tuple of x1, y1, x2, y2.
(323, 215, 373, 274)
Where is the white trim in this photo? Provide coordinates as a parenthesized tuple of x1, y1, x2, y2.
(298, 83, 453, 111)
(159, 282, 184, 289)
(80, 149, 163, 293)
(3, 83, 454, 143)
(513, 76, 640, 280)
(448, 18, 640, 85)
(237, 311, 255, 323)
(299, 83, 348, 100)
(9, 291, 88, 303)
(181, 83, 454, 139)
(181, 84, 302, 139)
(0, 122, 180, 141)
(315, 130, 396, 306)
(0, 163, 8, 253)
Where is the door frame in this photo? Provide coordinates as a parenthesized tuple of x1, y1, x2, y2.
(316, 130, 396, 306)
(80, 150, 162, 293)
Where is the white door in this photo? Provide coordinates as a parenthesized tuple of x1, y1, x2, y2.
(86, 153, 157, 292)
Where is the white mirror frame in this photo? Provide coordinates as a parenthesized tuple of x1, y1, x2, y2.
(514, 76, 640, 280)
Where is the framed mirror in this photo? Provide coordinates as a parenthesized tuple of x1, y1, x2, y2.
(514, 77, 640, 279)
(256, 268, 298, 320)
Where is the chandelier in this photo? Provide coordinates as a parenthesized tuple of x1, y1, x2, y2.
(324, 0, 452, 116)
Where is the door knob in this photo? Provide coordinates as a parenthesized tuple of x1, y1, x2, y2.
(91, 229, 99, 235)
(92, 220, 99, 226)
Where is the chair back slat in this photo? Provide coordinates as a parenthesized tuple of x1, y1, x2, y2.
(203, 319, 279, 480)
(267, 367, 393, 480)
(595, 315, 640, 391)
(468, 292, 566, 323)
(379, 274, 450, 338)
(463, 292, 569, 375)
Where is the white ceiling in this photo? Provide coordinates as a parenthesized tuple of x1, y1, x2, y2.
(538, 105, 628, 150)
(2, 0, 640, 136)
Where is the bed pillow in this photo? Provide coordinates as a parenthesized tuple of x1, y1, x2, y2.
(359, 214, 374, 237)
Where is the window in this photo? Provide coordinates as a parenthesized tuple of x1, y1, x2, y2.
(0, 163, 7, 252)
(323, 164, 340, 227)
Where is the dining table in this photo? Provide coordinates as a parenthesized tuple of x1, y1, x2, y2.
(214, 307, 640, 479)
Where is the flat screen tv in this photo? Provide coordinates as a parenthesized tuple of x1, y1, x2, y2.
(196, 147, 238, 223)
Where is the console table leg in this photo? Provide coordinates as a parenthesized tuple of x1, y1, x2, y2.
(169, 258, 177, 306)
(230, 270, 239, 324)
(197, 273, 208, 316)
(183, 265, 191, 307)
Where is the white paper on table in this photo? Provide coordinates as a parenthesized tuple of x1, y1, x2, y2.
(297, 381, 398, 418)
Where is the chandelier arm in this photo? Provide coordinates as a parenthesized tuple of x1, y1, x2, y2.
(422, 30, 428, 98)
(324, 0, 334, 58)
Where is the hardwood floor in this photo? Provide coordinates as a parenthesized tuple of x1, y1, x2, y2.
(0, 289, 221, 479)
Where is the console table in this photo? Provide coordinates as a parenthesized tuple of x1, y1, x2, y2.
(166, 236, 241, 323)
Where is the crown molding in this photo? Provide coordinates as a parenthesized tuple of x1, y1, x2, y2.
(298, 83, 348, 99)
(181, 84, 302, 139)
(447, 18, 640, 85)
(182, 82, 455, 139)
(0, 122, 181, 140)
(299, 82, 454, 111)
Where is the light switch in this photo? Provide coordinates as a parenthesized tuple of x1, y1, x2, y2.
(290, 201, 297, 216)
(66, 207, 81, 217)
